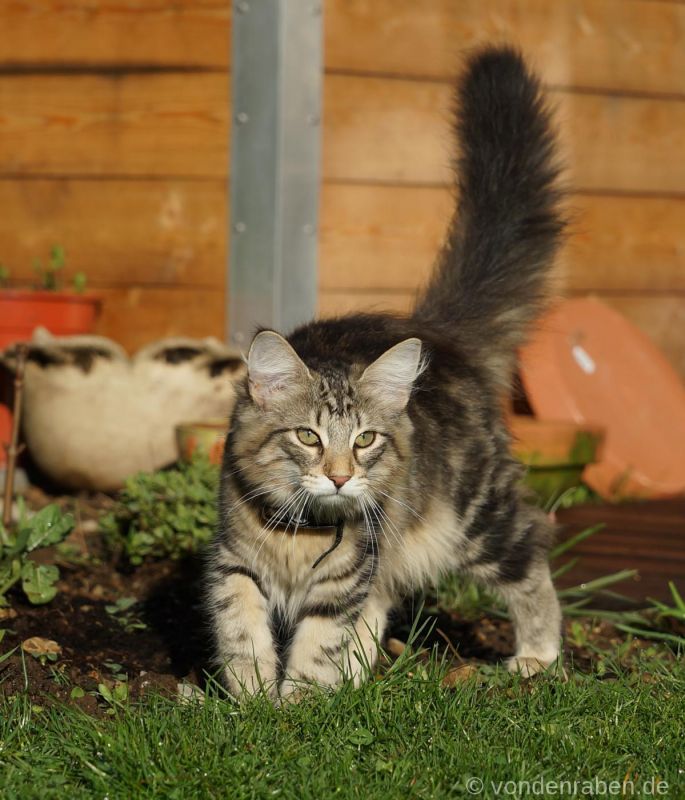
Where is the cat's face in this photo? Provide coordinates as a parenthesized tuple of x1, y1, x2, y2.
(229, 332, 424, 524)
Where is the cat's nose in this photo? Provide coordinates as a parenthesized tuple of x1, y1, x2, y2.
(330, 475, 351, 489)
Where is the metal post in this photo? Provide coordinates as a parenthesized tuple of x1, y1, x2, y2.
(228, 0, 323, 346)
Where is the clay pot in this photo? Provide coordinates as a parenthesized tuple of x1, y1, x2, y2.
(176, 420, 228, 465)
(0, 291, 101, 464)
(509, 415, 605, 505)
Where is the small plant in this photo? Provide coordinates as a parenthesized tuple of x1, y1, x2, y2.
(105, 597, 147, 633)
(31, 245, 87, 293)
(0, 504, 75, 606)
(102, 455, 219, 565)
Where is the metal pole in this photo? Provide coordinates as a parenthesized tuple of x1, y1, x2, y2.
(228, 0, 323, 345)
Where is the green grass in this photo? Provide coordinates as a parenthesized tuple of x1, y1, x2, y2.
(1, 652, 684, 799)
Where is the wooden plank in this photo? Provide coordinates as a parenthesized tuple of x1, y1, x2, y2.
(4, 1, 684, 99)
(326, 0, 685, 96)
(95, 287, 224, 353)
(1, 73, 684, 192)
(556, 500, 685, 601)
(0, 1, 230, 69)
(0, 178, 226, 287)
(322, 76, 685, 192)
(317, 290, 685, 379)
(2, 179, 683, 294)
(0, 73, 229, 177)
(318, 184, 685, 293)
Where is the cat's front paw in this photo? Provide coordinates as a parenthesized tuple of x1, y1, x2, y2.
(507, 654, 564, 678)
(222, 658, 278, 699)
(279, 669, 341, 702)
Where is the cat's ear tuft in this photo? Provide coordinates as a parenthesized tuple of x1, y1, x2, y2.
(360, 338, 425, 411)
(247, 331, 310, 408)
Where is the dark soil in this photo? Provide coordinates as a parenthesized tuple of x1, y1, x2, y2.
(1, 490, 676, 714)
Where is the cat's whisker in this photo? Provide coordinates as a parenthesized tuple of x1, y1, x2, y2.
(374, 489, 425, 522)
(226, 479, 300, 515)
(368, 498, 403, 550)
(249, 489, 307, 569)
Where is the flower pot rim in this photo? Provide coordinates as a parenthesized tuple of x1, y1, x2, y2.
(0, 289, 102, 305)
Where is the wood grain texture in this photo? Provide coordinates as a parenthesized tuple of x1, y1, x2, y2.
(95, 286, 224, 353)
(326, 0, 685, 95)
(319, 185, 685, 293)
(3, 1, 684, 98)
(2, 73, 684, 192)
(0, 1, 230, 68)
(3, 180, 684, 295)
(322, 76, 685, 191)
(0, 178, 226, 286)
(0, 73, 229, 177)
(318, 290, 685, 378)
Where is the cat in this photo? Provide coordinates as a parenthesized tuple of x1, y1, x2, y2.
(206, 46, 564, 699)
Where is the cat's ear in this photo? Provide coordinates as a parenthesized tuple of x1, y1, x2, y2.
(247, 331, 310, 408)
(360, 338, 424, 411)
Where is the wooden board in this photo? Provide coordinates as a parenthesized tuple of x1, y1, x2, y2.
(0, 1, 230, 69)
(0, 178, 226, 287)
(2, 73, 685, 192)
(322, 76, 685, 191)
(3, 1, 684, 97)
(319, 185, 685, 293)
(95, 286, 225, 353)
(0, 73, 229, 177)
(326, 0, 685, 96)
(556, 500, 685, 602)
(3, 180, 684, 295)
(317, 290, 685, 379)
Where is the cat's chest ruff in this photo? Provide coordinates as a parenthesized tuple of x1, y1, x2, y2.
(257, 518, 358, 589)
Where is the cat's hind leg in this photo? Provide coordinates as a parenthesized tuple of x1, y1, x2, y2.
(498, 558, 562, 676)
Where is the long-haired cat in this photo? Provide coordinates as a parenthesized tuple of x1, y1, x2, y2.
(206, 46, 564, 698)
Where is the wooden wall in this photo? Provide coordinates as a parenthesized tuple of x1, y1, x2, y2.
(1, 1, 684, 375)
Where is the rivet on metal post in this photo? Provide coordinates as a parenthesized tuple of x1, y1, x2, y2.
(234, 222, 246, 233)
(237, 2, 249, 13)
(236, 112, 249, 124)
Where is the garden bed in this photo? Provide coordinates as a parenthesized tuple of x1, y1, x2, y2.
(1, 511, 680, 715)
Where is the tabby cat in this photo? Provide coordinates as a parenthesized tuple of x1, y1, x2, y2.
(206, 46, 564, 698)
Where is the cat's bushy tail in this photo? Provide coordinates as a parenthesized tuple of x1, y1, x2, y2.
(413, 46, 564, 384)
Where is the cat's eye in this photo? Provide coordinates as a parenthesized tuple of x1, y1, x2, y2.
(296, 428, 320, 446)
(354, 431, 376, 448)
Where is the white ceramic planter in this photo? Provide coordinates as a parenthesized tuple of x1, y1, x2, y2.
(2, 329, 244, 490)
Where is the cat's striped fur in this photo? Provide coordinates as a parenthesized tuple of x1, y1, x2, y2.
(206, 47, 564, 698)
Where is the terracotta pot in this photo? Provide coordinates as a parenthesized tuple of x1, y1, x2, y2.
(0, 291, 101, 464)
(0, 290, 101, 348)
(176, 421, 228, 465)
(508, 416, 605, 505)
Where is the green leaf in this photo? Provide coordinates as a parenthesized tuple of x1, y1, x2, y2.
(50, 244, 66, 270)
(347, 728, 374, 746)
(72, 272, 87, 293)
(0, 645, 17, 666)
(113, 682, 128, 703)
(70, 686, 85, 699)
(25, 505, 75, 552)
(98, 683, 113, 704)
(21, 561, 60, 605)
